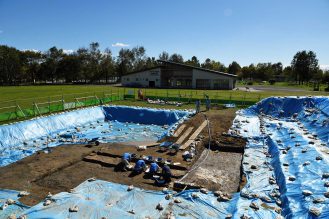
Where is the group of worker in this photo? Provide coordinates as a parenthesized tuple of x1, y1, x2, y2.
(195, 95, 211, 113)
(120, 152, 172, 184)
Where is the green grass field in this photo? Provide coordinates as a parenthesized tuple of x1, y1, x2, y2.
(1, 85, 328, 106)
(0, 85, 328, 122)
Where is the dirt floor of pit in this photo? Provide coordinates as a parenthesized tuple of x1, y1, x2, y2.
(179, 109, 246, 192)
(0, 108, 246, 206)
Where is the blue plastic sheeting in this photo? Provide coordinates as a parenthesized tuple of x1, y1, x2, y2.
(0, 106, 191, 166)
(17, 180, 240, 219)
(0, 189, 29, 218)
(233, 138, 282, 219)
(103, 105, 188, 126)
(232, 96, 329, 219)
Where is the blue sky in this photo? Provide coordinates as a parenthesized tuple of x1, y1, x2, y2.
(0, 0, 328, 68)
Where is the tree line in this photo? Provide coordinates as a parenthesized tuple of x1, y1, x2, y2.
(0, 42, 328, 85)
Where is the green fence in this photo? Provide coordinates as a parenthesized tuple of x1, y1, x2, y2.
(0, 87, 264, 124)
(0, 91, 124, 123)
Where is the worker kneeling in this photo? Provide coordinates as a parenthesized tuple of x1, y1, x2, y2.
(120, 153, 133, 171)
(148, 162, 160, 175)
(133, 159, 147, 174)
(162, 164, 172, 183)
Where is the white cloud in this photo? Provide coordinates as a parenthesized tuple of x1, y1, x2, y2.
(320, 65, 329, 70)
(0, 30, 3, 34)
(63, 49, 74, 54)
(23, 49, 40, 52)
(224, 8, 233, 16)
(112, 42, 129, 47)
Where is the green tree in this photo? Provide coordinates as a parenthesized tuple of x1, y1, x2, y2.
(169, 53, 184, 63)
(185, 56, 200, 67)
(44, 46, 64, 83)
(21, 50, 43, 84)
(201, 58, 226, 72)
(87, 42, 102, 82)
(100, 48, 115, 83)
(158, 51, 169, 61)
(57, 54, 81, 83)
(291, 50, 319, 84)
(0, 45, 22, 85)
(228, 61, 241, 75)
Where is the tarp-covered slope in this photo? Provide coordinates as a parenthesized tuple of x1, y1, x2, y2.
(0, 189, 29, 218)
(230, 96, 329, 219)
(16, 180, 240, 219)
(0, 106, 191, 166)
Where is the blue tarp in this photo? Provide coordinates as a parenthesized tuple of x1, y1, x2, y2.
(0, 106, 191, 166)
(103, 105, 188, 126)
(0, 189, 29, 218)
(2, 97, 328, 218)
(232, 96, 329, 219)
(16, 180, 240, 219)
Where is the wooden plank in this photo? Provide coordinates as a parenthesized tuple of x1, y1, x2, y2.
(176, 127, 194, 144)
(180, 139, 194, 150)
(173, 124, 186, 137)
(140, 142, 161, 148)
(189, 121, 207, 140)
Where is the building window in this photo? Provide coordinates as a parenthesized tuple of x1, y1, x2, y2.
(136, 78, 139, 81)
(213, 79, 229, 89)
(196, 79, 211, 89)
(146, 78, 148, 81)
(126, 78, 129, 81)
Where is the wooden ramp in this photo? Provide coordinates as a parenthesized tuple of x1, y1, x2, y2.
(173, 124, 186, 137)
(176, 127, 194, 144)
(180, 139, 194, 150)
(189, 120, 207, 140)
(180, 120, 207, 150)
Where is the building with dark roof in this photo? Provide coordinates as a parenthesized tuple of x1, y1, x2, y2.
(121, 60, 237, 89)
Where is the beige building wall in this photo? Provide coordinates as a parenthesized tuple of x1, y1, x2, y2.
(192, 69, 236, 89)
(121, 68, 161, 87)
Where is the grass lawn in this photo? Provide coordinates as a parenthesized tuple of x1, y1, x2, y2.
(238, 81, 329, 91)
(0, 84, 328, 112)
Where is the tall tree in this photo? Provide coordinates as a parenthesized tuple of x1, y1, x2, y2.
(57, 54, 81, 83)
(228, 61, 241, 75)
(131, 46, 146, 71)
(201, 58, 226, 72)
(21, 50, 43, 84)
(169, 53, 184, 63)
(158, 51, 169, 61)
(87, 42, 102, 82)
(116, 48, 135, 77)
(291, 50, 319, 84)
(44, 46, 64, 83)
(0, 45, 22, 85)
(185, 56, 200, 67)
(100, 48, 115, 83)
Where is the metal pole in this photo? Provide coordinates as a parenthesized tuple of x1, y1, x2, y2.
(48, 97, 51, 113)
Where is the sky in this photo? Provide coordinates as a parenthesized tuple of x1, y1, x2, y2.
(0, 0, 328, 68)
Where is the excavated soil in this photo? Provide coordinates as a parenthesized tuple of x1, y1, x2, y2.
(0, 108, 246, 206)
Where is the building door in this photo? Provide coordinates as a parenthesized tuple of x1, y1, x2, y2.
(149, 81, 155, 87)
